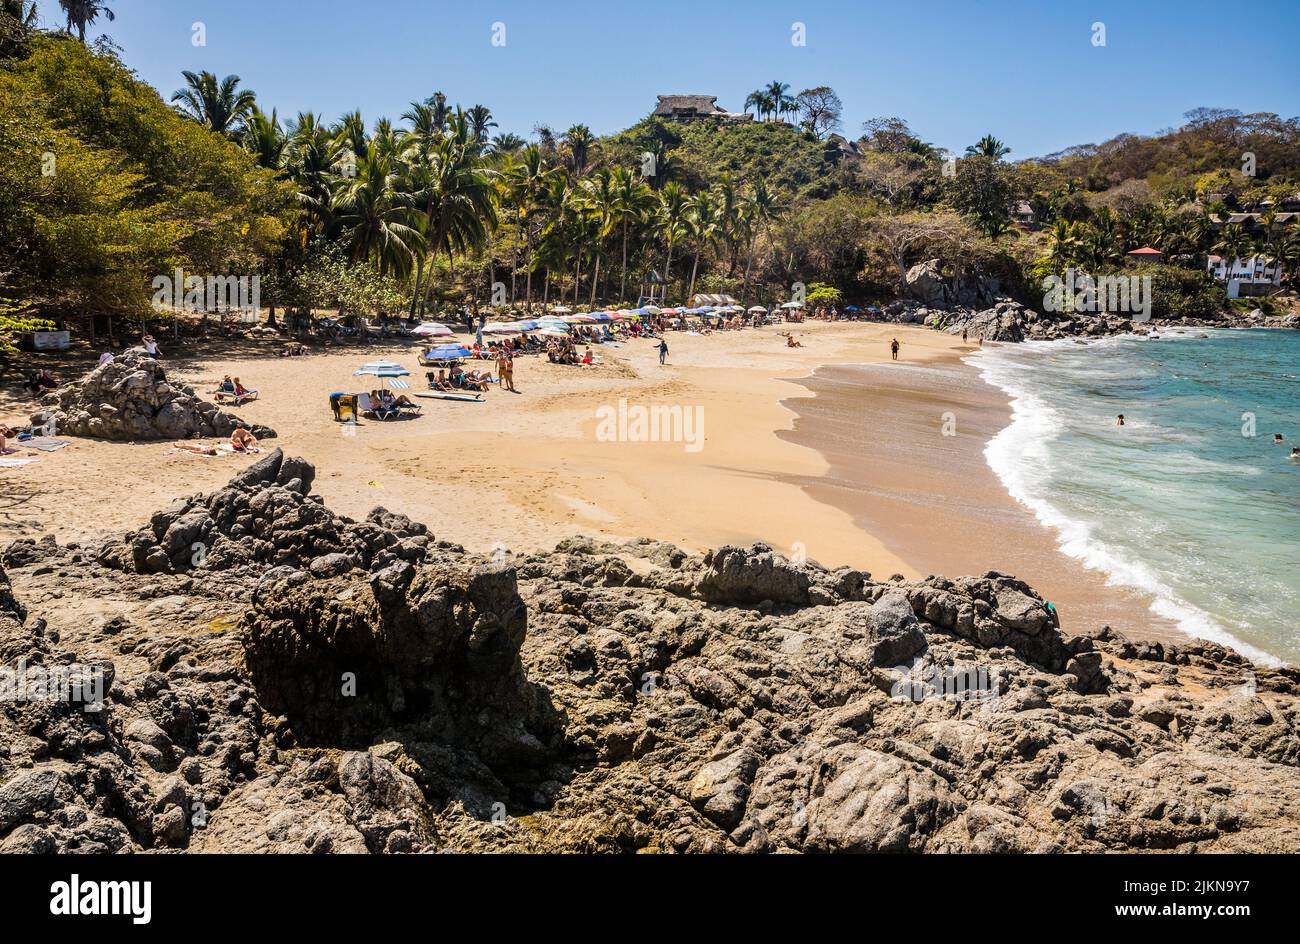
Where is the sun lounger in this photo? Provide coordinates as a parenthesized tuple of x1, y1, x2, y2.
(357, 392, 398, 421)
(213, 389, 259, 405)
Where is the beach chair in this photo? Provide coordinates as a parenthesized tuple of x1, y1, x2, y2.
(357, 392, 399, 421)
(386, 378, 423, 417)
(214, 388, 259, 406)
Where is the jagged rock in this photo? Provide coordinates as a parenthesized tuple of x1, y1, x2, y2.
(3, 459, 1300, 854)
(30, 351, 275, 442)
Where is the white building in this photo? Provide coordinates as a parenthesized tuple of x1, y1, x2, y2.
(1206, 254, 1283, 298)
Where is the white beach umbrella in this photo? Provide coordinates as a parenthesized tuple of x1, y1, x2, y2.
(412, 322, 452, 337)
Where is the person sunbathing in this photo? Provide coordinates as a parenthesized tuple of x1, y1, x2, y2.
(376, 389, 416, 408)
(582, 347, 594, 366)
(230, 425, 259, 453)
(232, 377, 249, 397)
(0, 425, 20, 454)
(24, 370, 58, 395)
(217, 375, 235, 393)
(432, 370, 453, 392)
(450, 367, 487, 391)
(176, 443, 219, 456)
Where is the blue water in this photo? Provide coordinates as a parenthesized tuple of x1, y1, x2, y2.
(971, 328, 1300, 665)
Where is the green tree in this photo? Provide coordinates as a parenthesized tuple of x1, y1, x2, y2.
(965, 134, 1011, 160)
(58, 0, 113, 43)
(171, 71, 258, 138)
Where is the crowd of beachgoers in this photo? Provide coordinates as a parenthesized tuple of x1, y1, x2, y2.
(1, 301, 897, 462)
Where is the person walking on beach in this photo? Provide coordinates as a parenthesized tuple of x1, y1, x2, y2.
(890, 338, 900, 361)
(658, 339, 668, 365)
(962, 328, 969, 344)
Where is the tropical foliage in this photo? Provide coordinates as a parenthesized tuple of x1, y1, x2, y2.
(2, 12, 1299, 338)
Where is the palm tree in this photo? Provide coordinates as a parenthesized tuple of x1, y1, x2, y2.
(611, 165, 654, 302)
(744, 90, 770, 121)
(581, 168, 620, 306)
(965, 134, 1011, 160)
(742, 178, 783, 300)
(171, 71, 257, 138)
(58, 0, 113, 43)
(403, 109, 498, 315)
(284, 112, 342, 241)
(764, 81, 792, 122)
(466, 105, 497, 152)
(489, 132, 526, 155)
(657, 183, 689, 304)
(713, 173, 743, 276)
(562, 124, 598, 180)
(1212, 223, 1251, 282)
(1047, 220, 1084, 267)
(332, 153, 422, 278)
(509, 144, 560, 307)
(243, 108, 287, 171)
(1272, 232, 1300, 289)
(684, 190, 719, 302)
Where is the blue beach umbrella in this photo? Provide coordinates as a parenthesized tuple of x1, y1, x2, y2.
(424, 344, 472, 359)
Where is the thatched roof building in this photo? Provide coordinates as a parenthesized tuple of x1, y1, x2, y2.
(653, 95, 751, 123)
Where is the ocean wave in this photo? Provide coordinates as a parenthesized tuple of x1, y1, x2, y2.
(968, 346, 1281, 666)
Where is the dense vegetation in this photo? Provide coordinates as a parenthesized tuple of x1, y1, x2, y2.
(2, 0, 1298, 353)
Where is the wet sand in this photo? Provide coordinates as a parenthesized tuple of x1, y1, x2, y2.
(777, 351, 1184, 642)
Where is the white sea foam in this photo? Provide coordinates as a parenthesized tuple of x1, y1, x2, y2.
(967, 346, 1280, 666)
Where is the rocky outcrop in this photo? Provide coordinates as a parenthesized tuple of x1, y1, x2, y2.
(3, 459, 1300, 853)
(30, 351, 275, 441)
(905, 259, 1004, 311)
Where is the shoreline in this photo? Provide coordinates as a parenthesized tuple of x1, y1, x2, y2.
(775, 343, 1189, 646)
(0, 320, 1204, 651)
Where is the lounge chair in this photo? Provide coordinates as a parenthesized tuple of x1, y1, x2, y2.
(357, 392, 399, 421)
(213, 388, 259, 406)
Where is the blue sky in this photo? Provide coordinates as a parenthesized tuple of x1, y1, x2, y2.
(34, 0, 1300, 158)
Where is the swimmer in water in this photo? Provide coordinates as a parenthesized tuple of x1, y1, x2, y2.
(1116, 414, 1125, 427)
(1292, 446, 1299, 462)
(1275, 434, 1285, 444)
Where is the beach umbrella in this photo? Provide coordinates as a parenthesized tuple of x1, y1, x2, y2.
(539, 327, 569, 337)
(845, 306, 860, 312)
(424, 344, 472, 359)
(747, 305, 767, 313)
(593, 312, 615, 321)
(353, 361, 410, 377)
(412, 322, 452, 337)
(481, 321, 524, 334)
(573, 314, 599, 323)
(549, 305, 572, 313)
(659, 308, 680, 316)
(643, 305, 662, 314)
(780, 301, 804, 309)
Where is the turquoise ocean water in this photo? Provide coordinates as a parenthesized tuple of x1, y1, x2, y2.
(970, 328, 1300, 665)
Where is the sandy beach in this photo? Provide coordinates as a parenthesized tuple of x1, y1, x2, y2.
(1, 320, 1177, 640)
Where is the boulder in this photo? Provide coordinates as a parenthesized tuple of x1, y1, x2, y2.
(31, 351, 275, 442)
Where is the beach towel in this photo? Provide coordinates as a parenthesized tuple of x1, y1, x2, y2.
(0, 457, 37, 468)
(22, 437, 70, 452)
